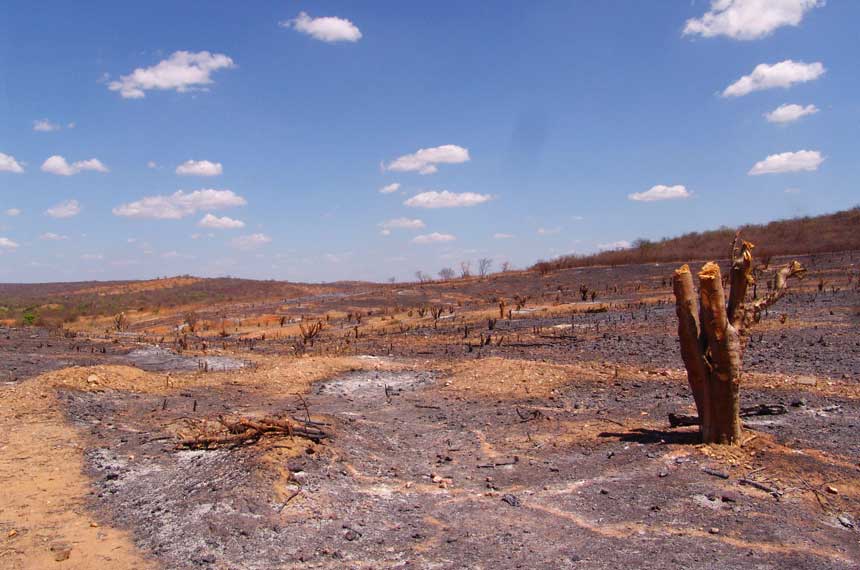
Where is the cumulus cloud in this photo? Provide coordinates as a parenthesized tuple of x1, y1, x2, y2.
(0, 152, 25, 173)
(722, 60, 825, 97)
(765, 103, 819, 123)
(40, 232, 68, 241)
(379, 182, 401, 194)
(598, 240, 632, 251)
(33, 119, 62, 132)
(748, 150, 823, 175)
(45, 199, 81, 219)
(494, 233, 514, 239)
(386, 145, 470, 175)
(146, 160, 158, 169)
(0, 237, 19, 250)
(231, 233, 272, 250)
(280, 12, 362, 43)
(378, 218, 425, 235)
(108, 51, 236, 99)
(412, 232, 456, 244)
(198, 213, 245, 229)
(176, 159, 223, 176)
(5, 208, 21, 216)
(537, 227, 561, 235)
(684, 0, 824, 40)
(112, 189, 246, 219)
(628, 185, 692, 202)
(41, 155, 108, 176)
(404, 190, 493, 209)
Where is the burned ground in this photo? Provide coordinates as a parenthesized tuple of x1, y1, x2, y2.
(1, 252, 859, 569)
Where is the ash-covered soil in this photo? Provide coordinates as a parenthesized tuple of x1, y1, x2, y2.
(61, 364, 860, 570)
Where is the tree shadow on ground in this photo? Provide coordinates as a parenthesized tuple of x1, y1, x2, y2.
(598, 427, 701, 445)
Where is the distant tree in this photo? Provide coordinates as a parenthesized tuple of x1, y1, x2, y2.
(460, 261, 472, 279)
(438, 267, 455, 281)
(478, 258, 493, 278)
(415, 271, 432, 283)
(500, 261, 512, 272)
(183, 311, 200, 333)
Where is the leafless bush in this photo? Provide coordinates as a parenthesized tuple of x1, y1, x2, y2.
(438, 267, 455, 280)
(299, 320, 324, 346)
(113, 312, 128, 332)
(183, 311, 200, 333)
(478, 257, 493, 278)
(460, 261, 471, 278)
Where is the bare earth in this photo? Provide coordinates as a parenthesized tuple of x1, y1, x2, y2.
(1, 252, 859, 569)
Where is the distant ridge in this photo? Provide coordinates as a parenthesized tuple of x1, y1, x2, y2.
(532, 206, 860, 271)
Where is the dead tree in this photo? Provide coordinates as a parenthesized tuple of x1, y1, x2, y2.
(299, 320, 324, 346)
(672, 239, 805, 444)
(113, 312, 128, 332)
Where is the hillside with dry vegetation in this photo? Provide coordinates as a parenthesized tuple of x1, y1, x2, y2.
(532, 207, 860, 272)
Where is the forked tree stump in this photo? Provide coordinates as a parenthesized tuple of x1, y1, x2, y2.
(672, 239, 805, 444)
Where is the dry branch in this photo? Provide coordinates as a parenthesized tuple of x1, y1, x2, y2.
(177, 414, 330, 450)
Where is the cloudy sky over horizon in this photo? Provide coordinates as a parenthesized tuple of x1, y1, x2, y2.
(1, 1, 857, 283)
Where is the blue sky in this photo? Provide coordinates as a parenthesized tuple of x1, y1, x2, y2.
(1, 1, 857, 283)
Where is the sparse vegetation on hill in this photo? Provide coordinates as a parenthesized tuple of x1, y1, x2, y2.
(532, 207, 860, 272)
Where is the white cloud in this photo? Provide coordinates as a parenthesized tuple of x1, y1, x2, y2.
(628, 184, 692, 202)
(493, 233, 514, 239)
(198, 213, 245, 229)
(40, 232, 68, 241)
(684, 0, 824, 40)
(33, 119, 61, 132)
(748, 150, 823, 175)
(146, 160, 158, 169)
(0, 153, 25, 173)
(379, 182, 401, 194)
(0, 237, 19, 250)
(176, 159, 223, 176)
(386, 145, 470, 175)
(108, 50, 236, 99)
(41, 155, 108, 176)
(598, 240, 631, 251)
(281, 12, 362, 43)
(378, 218, 425, 234)
(765, 103, 819, 123)
(232, 233, 272, 250)
(404, 190, 493, 209)
(537, 227, 561, 235)
(722, 60, 825, 97)
(785, 187, 801, 194)
(5, 208, 21, 216)
(412, 232, 456, 245)
(112, 189, 246, 219)
(81, 253, 104, 261)
(45, 199, 81, 219)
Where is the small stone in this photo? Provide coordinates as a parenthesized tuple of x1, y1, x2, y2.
(708, 527, 720, 535)
(720, 491, 741, 503)
(826, 485, 839, 495)
(7, 529, 17, 538)
(86, 374, 100, 384)
(50, 543, 72, 562)
(658, 471, 669, 478)
(502, 494, 521, 507)
(838, 514, 854, 529)
(599, 489, 609, 495)
(344, 529, 360, 541)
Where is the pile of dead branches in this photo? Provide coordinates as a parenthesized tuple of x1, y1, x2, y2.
(176, 414, 330, 450)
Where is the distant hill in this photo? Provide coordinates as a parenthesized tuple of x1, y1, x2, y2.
(532, 206, 860, 272)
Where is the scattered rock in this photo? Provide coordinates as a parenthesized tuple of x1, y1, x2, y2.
(826, 485, 839, 495)
(501, 494, 521, 507)
(708, 527, 720, 535)
(837, 514, 854, 529)
(50, 542, 72, 562)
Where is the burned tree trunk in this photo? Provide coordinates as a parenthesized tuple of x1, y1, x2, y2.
(671, 239, 805, 444)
